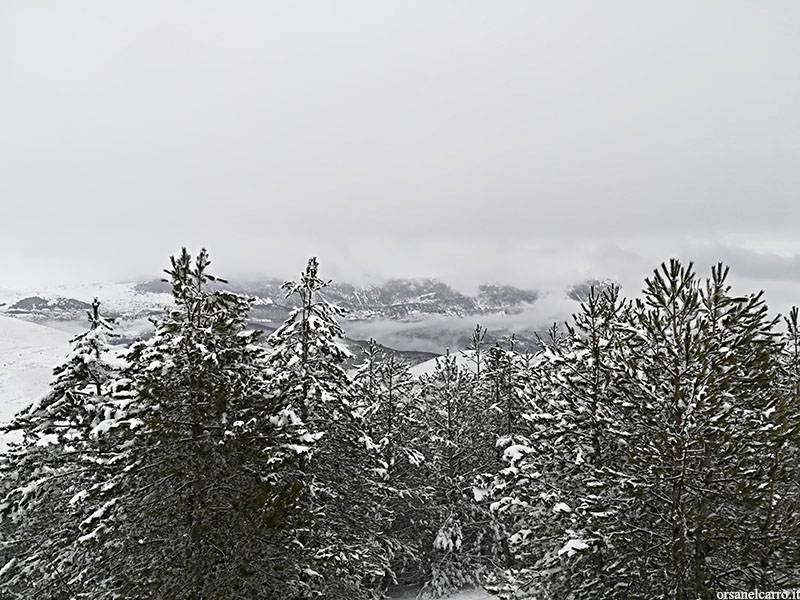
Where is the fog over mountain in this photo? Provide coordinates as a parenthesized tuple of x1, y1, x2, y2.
(0, 274, 607, 355)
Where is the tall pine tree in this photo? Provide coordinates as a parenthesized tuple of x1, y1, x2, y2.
(267, 257, 389, 599)
(70, 249, 308, 599)
(0, 299, 123, 597)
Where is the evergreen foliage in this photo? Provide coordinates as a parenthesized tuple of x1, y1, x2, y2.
(0, 298, 122, 598)
(72, 248, 312, 599)
(3, 253, 800, 599)
(486, 261, 800, 599)
(615, 261, 791, 597)
(483, 285, 628, 599)
(417, 351, 493, 598)
(353, 339, 428, 587)
(267, 258, 390, 599)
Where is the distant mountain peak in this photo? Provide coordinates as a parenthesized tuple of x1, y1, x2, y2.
(134, 276, 541, 321)
(8, 296, 92, 313)
(566, 279, 619, 302)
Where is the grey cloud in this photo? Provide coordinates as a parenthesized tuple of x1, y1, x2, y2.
(342, 291, 581, 354)
(681, 245, 800, 283)
(1, 2, 800, 293)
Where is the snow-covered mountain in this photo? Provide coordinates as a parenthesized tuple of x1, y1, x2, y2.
(566, 278, 618, 302)
(133, 277, 541, 321)
(0, 277, 614, 356)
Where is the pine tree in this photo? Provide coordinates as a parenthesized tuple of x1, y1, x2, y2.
(68, 249, 308, 599)
(0, 299, 123, 597)
(267, 257, 389, 599)
(11, 298, 121, 439)
(467, 325, 505, 471)
(353, 339, 428, 587)
(417, 350, 492, 598)
(483, 336, 527, 445)
(614, 261, 790, 597)
(484, 263, 800, 598)
(354, 341, 422, 484)
(483, 286, 629, 599)
(745, 305, 800, 589)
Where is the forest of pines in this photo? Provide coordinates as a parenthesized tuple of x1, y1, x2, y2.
(2, 248, 800, 599)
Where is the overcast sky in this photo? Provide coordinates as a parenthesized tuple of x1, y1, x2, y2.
(2, 2, 800, 309)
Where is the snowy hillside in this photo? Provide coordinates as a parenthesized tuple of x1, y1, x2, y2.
(393, 588, 493, 600)
(0, 316, 70, 421)
(408, 350, 479, 378)
(0, 316, 71, 450)
(1, 282, 173, 328)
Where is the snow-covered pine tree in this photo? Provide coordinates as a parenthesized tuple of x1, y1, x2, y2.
(782, 307, 800, 406)
(741, 304, 800, 589)
(467, 325, 487, 383)
(354, 339, 383, 442)
(365, 345, 423, 484)
(466, 325, 505, 471)
(10, 297, 121, 438)
(417, 350, 493, 598)
(0, 298, 123, 596)
(483, 336, 528, 445)
(353, 339, 428, 588)
(267, 257, 389, 599)
(775, 307, 800, 568)
(483, 285, 630, 599)
(615, 260, 790, 597)
(485, 263, 800, 599)
(68, 249, 309, 599)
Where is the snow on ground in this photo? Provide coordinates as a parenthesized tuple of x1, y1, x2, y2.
(408, 350, 479, 378)
(0, 281, 173, 342)
(392, 587, 495, 600)
(0, 316, 71, 450)
(0, 281, 172, 317)
(48, 281, 172, 315)
(445, 591, 495, 600)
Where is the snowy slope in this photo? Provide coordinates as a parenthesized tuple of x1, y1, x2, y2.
(1, 281, 172, 317)
(394, 588, 494, 600)
(0, 316, 71, 439)
(439, 592, 493, 600)
(408, 350, 479, 378)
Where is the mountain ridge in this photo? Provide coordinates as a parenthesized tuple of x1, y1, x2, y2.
(1, 277, 616, 357)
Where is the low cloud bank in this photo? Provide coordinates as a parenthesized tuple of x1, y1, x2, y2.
(342, 291, 581, 354)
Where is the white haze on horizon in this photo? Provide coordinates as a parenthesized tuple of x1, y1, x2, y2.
(1, 2, 799, 297)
